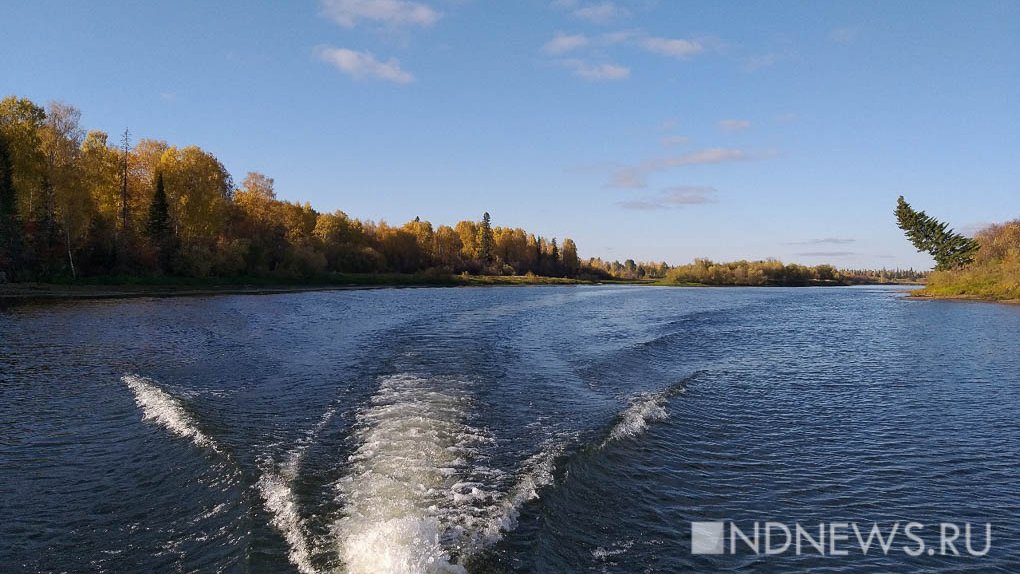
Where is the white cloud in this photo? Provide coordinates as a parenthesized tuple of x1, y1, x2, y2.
(321, 0, 440, 28)
(573, 2, 628, 24)
(567, 61, 630, 81)
(544, 33, 589, 54)
(610, 168, 646, 188)
(619, 186, 719, 210)
(657, 118, 678, 131)
(317, 47, 415, 84)
(745, 52, 780, 71)
(646, 148, 749, 170)
(660, 135, 690, 147)
(542, 29, 707, 81)
(785, 238, 856, 246)
(795, 251, 855, 258)
(829, 27, 856, 44)
(608, 148, 762, 188)
(718, 119, 751, 131)
(602, 29, 642, 45)
(639, 36, 703, 58)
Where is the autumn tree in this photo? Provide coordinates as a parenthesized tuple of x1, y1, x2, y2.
(159, 145, 232, 275)
(455, 220, 480, 262)
(376, 221, 422, 272)
(242, 171, 275, 199)
(403, 216, 435, 266)
(561, 238, 579, 276)
(315, 209, 371, 271)
(895, 196, 978, 270)
(0, 134, 18, 274)
(40, 102, 89, 278)
(80, 132, 121, 223)
(160, 145, 232, 241)
(433, 224, 462, 269)
(0, 97, 46, 218)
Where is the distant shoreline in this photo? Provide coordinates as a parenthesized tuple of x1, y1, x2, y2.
(0, 275, 925, 306)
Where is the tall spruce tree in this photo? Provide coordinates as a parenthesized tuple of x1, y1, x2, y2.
(895, 196, 978, 270)
(479, 211, 494, 264)
(147, 172, 172, 270)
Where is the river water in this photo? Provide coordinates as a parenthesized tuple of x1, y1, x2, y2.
(1, 285, 1018, 572)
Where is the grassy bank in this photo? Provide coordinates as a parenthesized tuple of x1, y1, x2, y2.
(912, 265, 1020, 303)
(910, 220, 1020, 303)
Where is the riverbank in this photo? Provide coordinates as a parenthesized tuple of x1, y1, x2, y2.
(0, 274, 923, 306)
(908, 290, 1020, 305)
(0, 273, 607, 305)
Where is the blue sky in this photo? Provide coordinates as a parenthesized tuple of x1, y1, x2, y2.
(2, 1, 1017, 268)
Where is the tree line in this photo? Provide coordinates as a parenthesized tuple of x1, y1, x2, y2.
(0, 95, 935, 286)
(0, 96, 612, 282)
(668, 259, 836, 286)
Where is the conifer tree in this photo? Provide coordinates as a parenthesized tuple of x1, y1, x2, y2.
(895, 196, 978, 270)
(479, 211, 494, 264)
(147, 172, 173, 270)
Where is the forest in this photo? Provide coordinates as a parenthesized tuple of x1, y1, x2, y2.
(0, 95, 922, 288)
(665, 259, 925, 287)
(0, 96, 635, 283)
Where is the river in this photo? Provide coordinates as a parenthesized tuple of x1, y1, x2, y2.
(2, 285, 1018, 572)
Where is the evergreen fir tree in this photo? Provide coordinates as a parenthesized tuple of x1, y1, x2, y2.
(147, 172, 173, 270)
(895, 196, 978, 270)
(479, 211, 494, 263)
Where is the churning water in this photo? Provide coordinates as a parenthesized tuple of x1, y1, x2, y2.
(2, 286, 1019, 572)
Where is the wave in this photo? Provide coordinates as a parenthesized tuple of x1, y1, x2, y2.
(333, 373, 570, 573)
(257, 471, 319, 574)
(335, 373, 489, 574)
(603, 376, 693, 446)
(122, 374, 220, 453)
(257, 407, 338, 574)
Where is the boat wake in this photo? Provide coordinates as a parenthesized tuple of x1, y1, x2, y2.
(122, 371, 694, 573)
(334, 373, 496, 574)
(603, 377, 691, 446)
(258, 407, 339, 574)
(123, 374, 221, 453)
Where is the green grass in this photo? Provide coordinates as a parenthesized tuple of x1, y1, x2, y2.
(913, 263, 1020, 302)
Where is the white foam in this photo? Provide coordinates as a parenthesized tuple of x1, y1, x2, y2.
(257, 470, 319, 574)
(336, 373, 505, 574)
(604, 386, 685, 445)
(258, 406, 339, 574)
(592, 539, 634, 559)
(122, 374, 219, 452)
